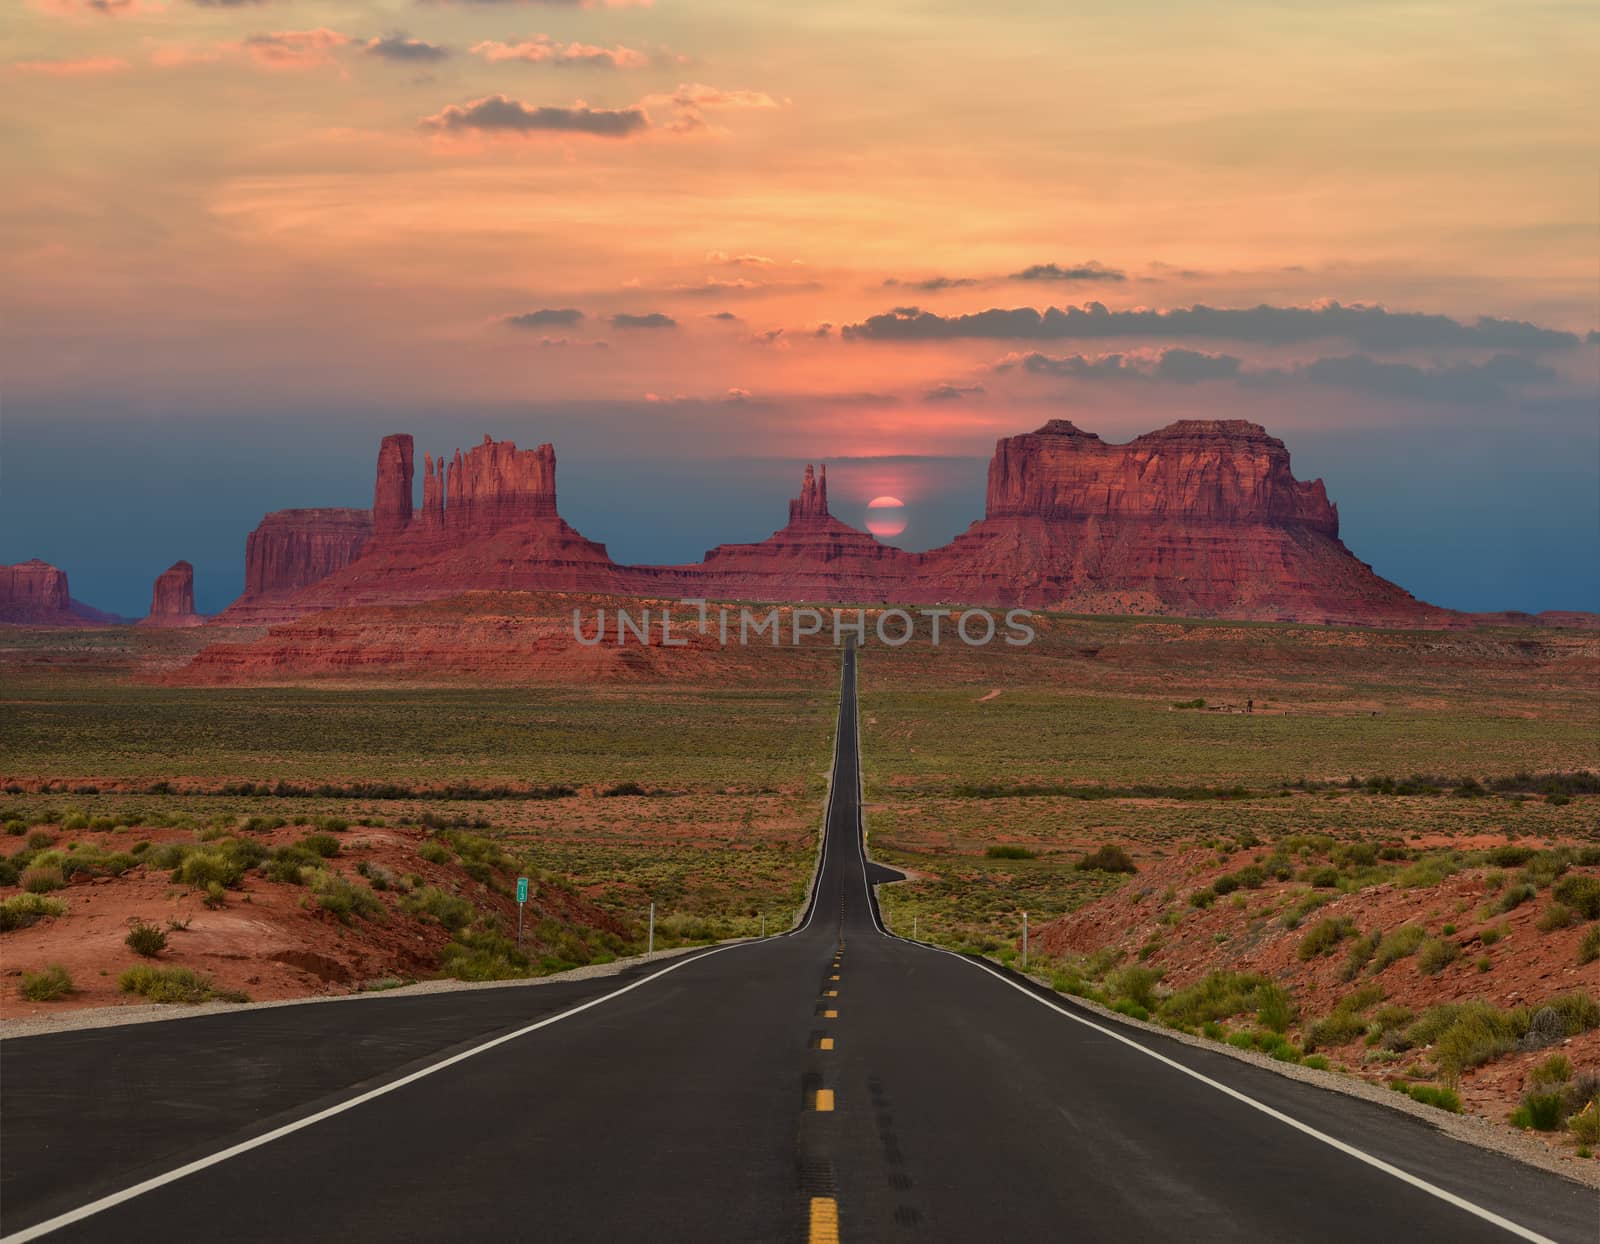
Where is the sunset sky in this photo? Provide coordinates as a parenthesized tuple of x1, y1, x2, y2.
(2, 0, 1596, 614)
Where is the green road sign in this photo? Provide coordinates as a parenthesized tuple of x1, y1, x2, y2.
(516, 877, 529, 904)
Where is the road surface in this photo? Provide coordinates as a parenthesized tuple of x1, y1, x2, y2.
(2, 647, 1595, 1242)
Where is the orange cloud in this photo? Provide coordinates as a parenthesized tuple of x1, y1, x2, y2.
(471, 37, 648, 69)
(13, 55, 129, 74)
(238, 28, 349, 70)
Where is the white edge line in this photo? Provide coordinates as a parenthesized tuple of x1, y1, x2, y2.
(4, 644, 862, 1241)
(922, 945, 1561, 1244)
(848, 658, 1559, 1244)
(0, 943, 747, 1244)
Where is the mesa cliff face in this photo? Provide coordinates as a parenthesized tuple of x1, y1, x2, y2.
(906, 419, 1441, 626)
(1, 559, 118, 626)
(140, 560, 205, 628)
(212, 419, 1461, 628)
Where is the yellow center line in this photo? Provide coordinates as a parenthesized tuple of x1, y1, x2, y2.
(819, 1037, 834, 1050)
(830, 974, 840, 981)
(814, 1088, 835, 1112)
(823, 1009, 838, 1018)
(824, 989, 838, 997)
(809, 1196, 840, 1244)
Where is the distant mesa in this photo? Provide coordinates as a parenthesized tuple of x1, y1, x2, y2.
(140, 560, 206, 628)
(205, 419, 1593, 631)
(0, 559, 121, 627)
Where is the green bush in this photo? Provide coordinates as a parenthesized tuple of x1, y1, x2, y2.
(1075, 844, 1137, 873)
(118, 965, 243, 1004)
(1396, 1082, 1461, 1113)
(299, 833, 342, 858)
(1302, 1055, 1330, 1071)
(1497, 883, 1537, 912)
(1529, 1053, 1571, 1087)
(20, 864, 65, 894)
(1417, 938, 1460, 976)
(1298, 917, 1357, 960)
(0, 892, 67, 931)
(124, 921, 167, 957)
(439, 927, 529, 981)
(1430, 1002, 1529, 1082)
(1189, 887, 1217, 909)
(311, 872, 384, 923)
(1256, 983, 1297, 1034)
(417, 840, 453, 865)
(985, 845, 1036, 860)
(401, 886, 475, 931)
(20, 964, 73, 1002)
(1512, 1092, 1565, 1131)
(1158, 971, 1269, 1027)
(1337, 930, 1381, 981)
(1372, 925, 1427, 970)
(1553, 874, 1600, 920)
(1108, 966, 1163, 1011)
(1536, 903, 1576, 932)
(1579, 925, 1600, 966)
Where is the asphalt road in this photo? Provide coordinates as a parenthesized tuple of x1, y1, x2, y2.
(2, 647, 1596, 1242)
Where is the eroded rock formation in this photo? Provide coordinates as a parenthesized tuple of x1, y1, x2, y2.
(1, 559, 119, 625)
(140, 559, 204, 628)
(212, 420, 1468, 628)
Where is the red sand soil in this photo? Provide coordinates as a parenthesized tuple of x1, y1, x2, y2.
(1, 823, 621, 1019)
(1032, 844, 1600, 1146)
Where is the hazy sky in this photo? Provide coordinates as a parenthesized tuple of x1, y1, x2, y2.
(2, 0, 1596, 615)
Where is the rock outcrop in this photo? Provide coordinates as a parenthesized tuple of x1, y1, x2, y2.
(907, 420, 1446, 625)
(373, 434, 415, 535)
(210, 419, 1498, 629)
(140, 560, 205, 628)
(680, 464, 913, 602)
(0, 559, 119, 626)
(216, 508, 374, 623)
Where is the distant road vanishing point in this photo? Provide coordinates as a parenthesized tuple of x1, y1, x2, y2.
(2, 647, 1594, 1243)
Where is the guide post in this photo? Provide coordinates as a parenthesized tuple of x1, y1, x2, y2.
(516, 876, 529, 946)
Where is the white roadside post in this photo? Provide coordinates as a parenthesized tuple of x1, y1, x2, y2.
(913, 913, 918, 941)
(648, 902, 655, 959)
(1022, 910, 1029, 970)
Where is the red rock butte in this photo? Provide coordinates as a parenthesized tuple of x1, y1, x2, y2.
(215, 419, 1466, 627)
(140, 559, 206, 628)
(0, 559, 120, 626)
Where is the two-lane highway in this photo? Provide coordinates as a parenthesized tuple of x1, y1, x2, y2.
(2, 647, 1595, 1242)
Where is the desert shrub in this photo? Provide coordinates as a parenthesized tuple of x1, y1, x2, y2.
(356, 861, 393, 891)
(1302, 1055, 1330, 1071)
(1497, 883, 1537, 913)
(1158, 971, 1269, 1027)
(1395, 1082, 1461, 1113)
(314, 816, 349, 834)
(1478, 924, 1506, 946)
(240, 815, 285, 834)
(1189, 887, 1217, 908)
(1536, 903, 1576, 933)
(1553, 874, 1600, 920)
(1427, 1002, 1529, 1082)
(1545, 992, 1600, 1035)
(20, 864, 65, 894)
(1300, 866, 1341, 889)
(985, 845, 1036, 860)
(1417, 938, 1460, 976)
(1256, 983, 1297, 1034)
(1529, 1054, 1571, 1087)
(1371, 925, 1427, 971)
(1337, 930, 1381, 981)
(0, 892, 67, 932)
(2, 819, 25, 837)
(1108, 966, 1163, 1011)
(299, 833, 341, 858)
(1305, 1011, 1366, 1051)
(118, 965, 242, 1004)
(601, 781, 649, 797)
(178, 851, 243, 889)
(264, 845, 317, 884)
(1512, 1092, 1565, 1131)
(1484, 845, 1537, 868)
(1397, 854, 1463, 888)
(1520, 850, 1573, 889)
(402, 886, 474, 931)
(1580, 926, 1600, 966)
(417, 840, 453, 866)
(439, 927, 528, 981)
(1298, 917, 1357, 961)
(1075, 844, 1137, 873)
(124, 921, 168, 957)
(1570, 1104, 1600, 1145)
(25, 828, 58, 850)
(20, 964, 73, 1002)
(311, 872, 383, 923)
